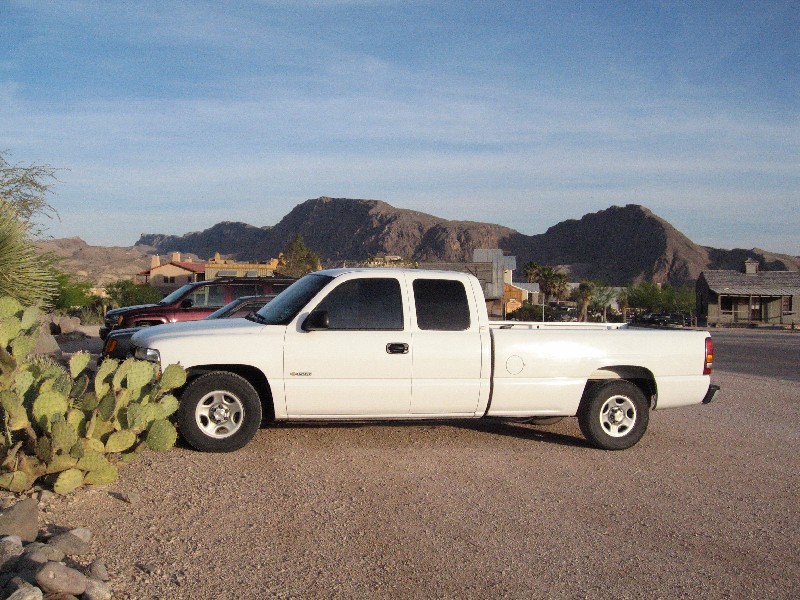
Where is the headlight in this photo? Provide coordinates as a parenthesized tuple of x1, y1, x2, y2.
(133, 347, 160, 363)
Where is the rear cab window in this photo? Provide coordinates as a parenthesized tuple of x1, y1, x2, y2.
(412, 279, 471, 331)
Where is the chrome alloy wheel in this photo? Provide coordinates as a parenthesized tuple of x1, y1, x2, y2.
(195, 390, 245, 439)
(599, 394, 637, 437)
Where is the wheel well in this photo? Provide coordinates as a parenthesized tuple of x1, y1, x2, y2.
(583, 366, 657, 409)
(184, 365, 275, 421)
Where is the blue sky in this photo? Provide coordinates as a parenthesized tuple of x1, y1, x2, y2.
(1, 0, 798, 255)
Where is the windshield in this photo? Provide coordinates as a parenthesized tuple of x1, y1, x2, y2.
(159, 283, 196, 305)
(255, 274, 333, 325)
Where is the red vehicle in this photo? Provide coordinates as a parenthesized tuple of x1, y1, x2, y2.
(100, 277, 294, 339)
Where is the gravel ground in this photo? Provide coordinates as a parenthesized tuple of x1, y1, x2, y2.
(36, 328, 800, 599)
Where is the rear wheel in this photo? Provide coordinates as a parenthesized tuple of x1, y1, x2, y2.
(578, 380, 649, 450)
(177, 372, 262, 452)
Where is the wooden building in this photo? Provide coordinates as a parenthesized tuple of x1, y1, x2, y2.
(696, 259, 800, 326)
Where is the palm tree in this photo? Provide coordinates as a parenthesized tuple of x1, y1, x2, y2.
(574, 281, 594, 322)
(536, 266, 568, 304)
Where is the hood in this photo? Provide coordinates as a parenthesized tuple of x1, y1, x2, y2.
(106, 303, 159, 316)
(131, 317, 264, 348)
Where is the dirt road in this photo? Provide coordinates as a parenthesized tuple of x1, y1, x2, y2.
(41, 330, 799, 599)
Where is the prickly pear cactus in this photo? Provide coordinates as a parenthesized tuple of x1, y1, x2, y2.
(0, 295, 185, 495)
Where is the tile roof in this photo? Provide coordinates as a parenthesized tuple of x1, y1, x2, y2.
(701, 270, 800, 295)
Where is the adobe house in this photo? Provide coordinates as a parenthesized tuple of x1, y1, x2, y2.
(696, 259, 800, 326)
(137, 253, 206, 293)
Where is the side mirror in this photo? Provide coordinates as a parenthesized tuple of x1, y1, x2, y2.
(180, 298, 194, 308)
(302, 310, 329, 331)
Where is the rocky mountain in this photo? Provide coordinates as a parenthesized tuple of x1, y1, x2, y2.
(133, 197, 799, 286)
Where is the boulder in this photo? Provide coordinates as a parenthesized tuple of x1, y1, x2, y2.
(0, 500, 39, 543)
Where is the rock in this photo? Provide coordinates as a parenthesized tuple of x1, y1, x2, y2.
(82, 578, 112, 600)
(22, 542, 64, 562)
(46, 531, 90, 556)
(87, 560, 110, 582)
(57, 317, 81, 335)
(32, 331, 61, 359)
(35, 561, 87, 595)
(37, 490, 56, 504)
(0, 499, 39, 543)
(67, 528, 91, 544)
(5, 583, 43, 600)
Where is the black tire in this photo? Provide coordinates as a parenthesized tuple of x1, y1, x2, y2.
(578, 380, 649, 450)
(177, 372, 263, 452)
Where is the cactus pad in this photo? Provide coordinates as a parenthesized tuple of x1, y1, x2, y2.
(53, 468, 84, 495)
(105, 430, 136, 453)
(157, 395, 180, 418)
(0, 390, 30, 431)
(126, 361, 157, 393)
(83, 463, 119, 485)
(0, 471, 30, 493)
(32, 390, 69, 431)
(77, 450, 111, 472)
(145, 419, 178, 452)
(0, 317, 21, 347)
(0, 297, 22, 318)
(69, 352, 92, 378)
(51, 421, 79, 452)
(46, 454, 78, 474)
(159, 364, 187, 392)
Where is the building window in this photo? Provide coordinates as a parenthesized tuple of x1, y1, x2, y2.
(163, 275, 176, 284)
(783, 296, 793, 314)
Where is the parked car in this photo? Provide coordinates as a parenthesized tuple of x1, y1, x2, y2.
(101, 295, 276, 362)
(100, 277, 293, 340)
(633, 313, 688, 327)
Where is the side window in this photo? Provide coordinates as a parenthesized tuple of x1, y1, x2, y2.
(315, 278, 403, 330)
(188, 285, 226, 307)
(413, 279, 471, 331)
(230, 284, 261, 300)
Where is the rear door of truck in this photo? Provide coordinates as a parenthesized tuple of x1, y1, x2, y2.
(408, 275, 486, 415)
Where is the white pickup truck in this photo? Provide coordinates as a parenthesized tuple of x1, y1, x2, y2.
(130, 268, 719, 452)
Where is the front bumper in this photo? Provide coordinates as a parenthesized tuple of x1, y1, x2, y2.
(702, 384, 721, 404)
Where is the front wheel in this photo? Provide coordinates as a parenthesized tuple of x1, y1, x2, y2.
(177, 372, 262, 452)
(578, 380, 649, 450)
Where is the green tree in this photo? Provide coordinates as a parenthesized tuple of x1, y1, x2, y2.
(523, 261, 540, 284)
(53, 271, 96, 311)
(589, 282, 617, 321)
(104, 280, 163, 308)
(278, 234, 321, 278)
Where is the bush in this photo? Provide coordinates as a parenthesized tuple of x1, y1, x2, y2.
(0, 295, 185, 494)
(104, 279, 163, 308)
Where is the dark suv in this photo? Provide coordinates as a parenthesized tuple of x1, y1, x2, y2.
(100, 277, 294, 339)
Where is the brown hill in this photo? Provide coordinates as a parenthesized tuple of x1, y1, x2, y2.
(83, 198, 800, 286)
(35, 237, 155, 287)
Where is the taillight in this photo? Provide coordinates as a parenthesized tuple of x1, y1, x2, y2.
(704, 337, 714, 375)
(105, 339, 117, 354)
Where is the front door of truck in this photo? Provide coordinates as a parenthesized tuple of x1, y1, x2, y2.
(283, 276, 412, 417)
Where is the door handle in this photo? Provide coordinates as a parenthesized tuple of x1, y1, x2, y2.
(386, 343, 409, 355)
